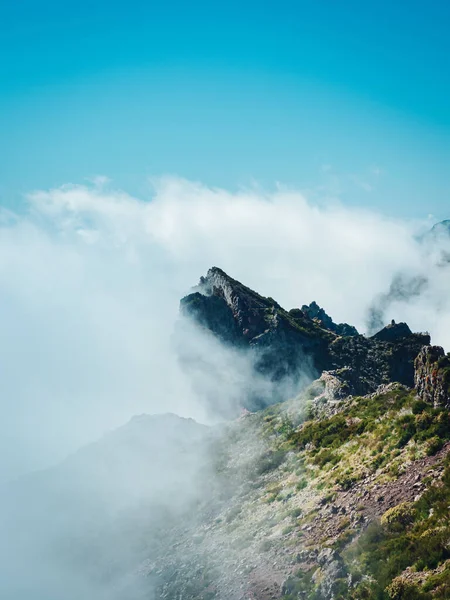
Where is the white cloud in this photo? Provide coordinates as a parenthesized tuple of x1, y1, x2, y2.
(0, 176, 449, 479)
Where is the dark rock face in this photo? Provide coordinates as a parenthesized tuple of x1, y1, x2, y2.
(180, 267, 334, 383)
(180, 291, 242, 346)
(370, 320, 412, 342)
(181, 267, 431, 401)
(301, 300, 359, 337)
(415, 345, 450, 408)
(327, 330, 430, 396)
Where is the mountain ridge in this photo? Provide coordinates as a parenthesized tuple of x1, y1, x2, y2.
(4, 265, 450, 600)
(181, 267, 431, 401)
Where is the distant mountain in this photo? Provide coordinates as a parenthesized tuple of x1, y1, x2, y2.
(428, 219, 450, 239)
(0, 413, 211, 600)
(366, 219, 450, 333)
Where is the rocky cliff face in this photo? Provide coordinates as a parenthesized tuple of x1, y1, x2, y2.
(328, 324, 430, 396)
(301, 300, 358, 337)
(181, 267, 430, 400)
(180, 267, 334, 386)
(415, 345, 450, 408)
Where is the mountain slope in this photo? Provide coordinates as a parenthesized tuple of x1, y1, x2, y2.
(4, 267, 450, 600)
(0, 414, 211, 600)
(139, 380, 450, 600)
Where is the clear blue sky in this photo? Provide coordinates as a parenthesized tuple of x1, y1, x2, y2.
(1, 0, 449, 218)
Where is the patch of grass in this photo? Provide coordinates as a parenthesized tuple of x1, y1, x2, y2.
(311, 448, 341, 467)
(344, 456, 450, 599)
(289, 507, 303, 519)
(282, 525, 294, 535)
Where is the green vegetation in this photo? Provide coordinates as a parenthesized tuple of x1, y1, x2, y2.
(182, 383, 450, 600)
(255, 386, 450, 599)
(281, 569, 316, 599)
(380, 502, 416, 532)
(272, 388, 450, 491)
(255, 448, 288, 474)
(343, 455, 450, 599)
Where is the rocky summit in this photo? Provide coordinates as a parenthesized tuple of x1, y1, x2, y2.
(181, 267, 430, 400)
(301, 301, 359, 338)
(415, 345, 450, 409)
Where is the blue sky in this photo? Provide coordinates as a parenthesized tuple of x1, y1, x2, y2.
(1, 0, 450, 218)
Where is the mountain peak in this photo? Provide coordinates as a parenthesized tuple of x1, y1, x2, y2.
(301, 301, 359, 337)
(370, 320, 412, 342)
(431, 219, 450, 234)
(180, 268, 431, 403)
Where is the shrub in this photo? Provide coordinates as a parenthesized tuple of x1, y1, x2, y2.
(255, 449, 287, 474)
(296, 478, 308, 491)
(311, 448, 341, 467)
(396, 415, 416, 448)
(334, 528, 356, 550)
(425, 436, 443, 456)
(387, 576, 430, 600)
(259, 539, 272, 552)
(415, 412, 433, 431)
(381, 503, 416, 532)
(412, 400, 428, 414)
(336, 473, 358, 490)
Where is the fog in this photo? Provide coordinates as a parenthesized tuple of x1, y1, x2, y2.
(0, 176, 449, 598)
(1, 176, 450, 477)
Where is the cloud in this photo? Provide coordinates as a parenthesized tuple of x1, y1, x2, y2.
(0, 176, 449, 480)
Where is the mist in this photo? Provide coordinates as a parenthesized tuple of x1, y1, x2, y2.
(1, 176, 450, 598)
(1, 176, 449, 479)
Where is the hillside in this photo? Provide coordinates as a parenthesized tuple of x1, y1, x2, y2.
(3, 267, 450, 600)
(0, 414, 212, 600)
(145, 383, 450, 600)
(162, 268, 450, 599)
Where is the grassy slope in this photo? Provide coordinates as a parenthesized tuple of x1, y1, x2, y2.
(149, 383, 450, 600)
(261, 385, 450, 600)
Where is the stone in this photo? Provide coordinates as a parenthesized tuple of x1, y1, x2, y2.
(414, 345, 450, 408)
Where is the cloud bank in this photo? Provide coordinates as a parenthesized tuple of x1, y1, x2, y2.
(0, 176, 449, 480)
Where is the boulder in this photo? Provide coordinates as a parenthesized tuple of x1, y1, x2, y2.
(415, 345, 450, 408)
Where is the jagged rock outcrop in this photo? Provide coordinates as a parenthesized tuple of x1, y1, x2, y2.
(180, 267, 334, 383)
(370, 320, 412, 342)
(328, 328, 430, 395)
(301, 300, 358, 337)
(181, 267, 431, 400)
(415, 345, 450, 408)
(318, 368, 354, 401)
